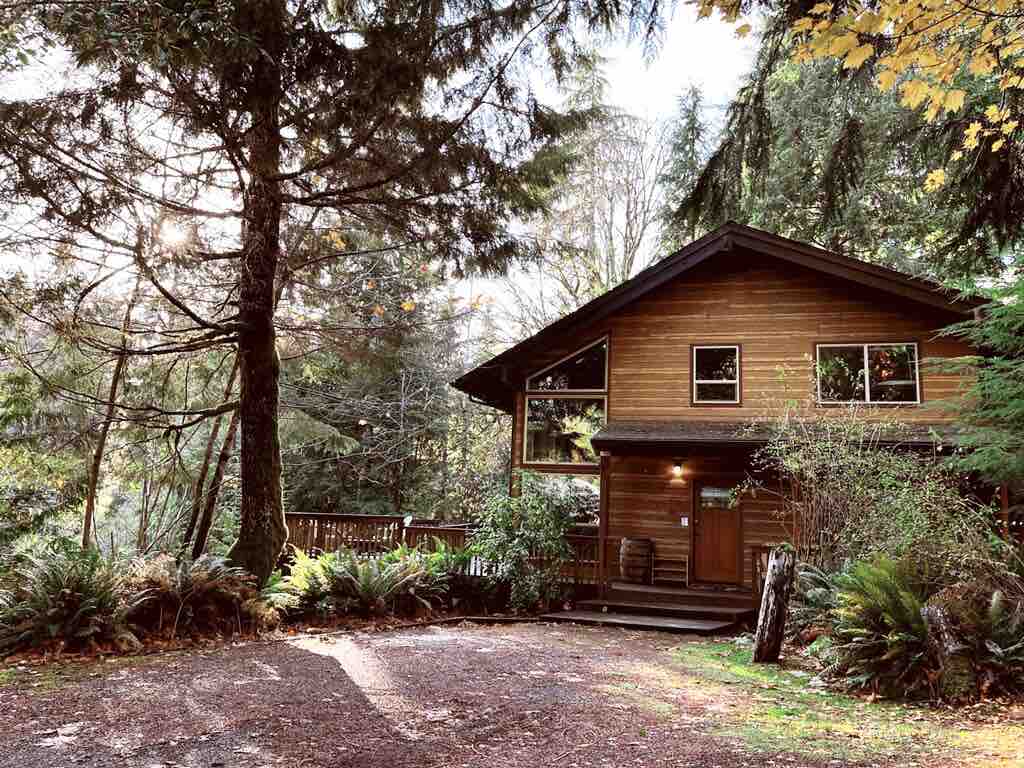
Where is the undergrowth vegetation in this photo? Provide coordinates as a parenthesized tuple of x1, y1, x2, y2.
(764, 413, 1024, 700)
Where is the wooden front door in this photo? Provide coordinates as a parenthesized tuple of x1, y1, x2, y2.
(693, 483, 742, 584)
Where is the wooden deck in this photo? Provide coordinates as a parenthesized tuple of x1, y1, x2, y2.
(541, 610, 734, 634)
(543, 580, 757, 635)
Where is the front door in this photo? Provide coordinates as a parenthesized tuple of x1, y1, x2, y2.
(693, 483, 742, 584)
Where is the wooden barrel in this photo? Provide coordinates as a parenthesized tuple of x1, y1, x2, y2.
(619, 538, 653, 584)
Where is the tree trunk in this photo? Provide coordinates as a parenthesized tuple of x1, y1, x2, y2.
(82, 275, 141, 549)
(192, 406, 240, 560)
(180, 357, 239, 554)
(753, 545, 797, 663)
(227, 3, 286, 584)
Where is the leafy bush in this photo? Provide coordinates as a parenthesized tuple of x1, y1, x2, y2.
(471, 472, 574, 611)
(283, 545, 448, 617)
(0, 540, 143, 652)
(750, 409, 1014, 592)
(970, 589, 1024, 696)
(828, 557, 935, 697)
(125, 553, 257, 637)
(788, 562, 841, 638)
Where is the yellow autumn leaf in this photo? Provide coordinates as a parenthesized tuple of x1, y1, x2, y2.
(944, 90, 966, 112)
(992, 139, 1006, 151)
(923, 168, 946, 192)
(843, 43, 874, 69)
(900, 79, 930, 109)
(809, 2, 832, 15)
(1002, 120, 1019, 134)
(951, 150, 964, 161)
(877, 69, 898, 90)
(735, 23, 752, 38)
(401, 300, 416, 312)
(829, 32, 861, 57)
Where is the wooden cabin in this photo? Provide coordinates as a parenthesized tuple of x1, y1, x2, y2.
(452, 223, 988, 632)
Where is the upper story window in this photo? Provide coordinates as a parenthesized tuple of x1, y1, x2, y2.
(524, 338, 607, 465)
(692, 345, 741, 404)
(816, 342, 920, 404)
(527, 338, 607, 391)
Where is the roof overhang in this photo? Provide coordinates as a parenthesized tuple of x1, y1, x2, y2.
(452, 223, 987, 412)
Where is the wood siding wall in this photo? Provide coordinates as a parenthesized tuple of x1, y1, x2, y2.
(604, 250, 974, 422)
(605, 451, 789, 589)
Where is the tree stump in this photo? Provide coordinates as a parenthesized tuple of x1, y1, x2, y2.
(753, 545, 796, 663)
(922, 587, 976, 701)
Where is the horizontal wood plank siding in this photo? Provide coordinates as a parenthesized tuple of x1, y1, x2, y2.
(606, 251, 973, 422)
(607, 452, 790, 589)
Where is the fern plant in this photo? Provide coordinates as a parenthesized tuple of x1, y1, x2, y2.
(126, 553, 255, 636)
(829, 556, 936, 697)
(789, 563, 841, 637)
(975, 590, 1024, 694)
(0, 541, 145, 652)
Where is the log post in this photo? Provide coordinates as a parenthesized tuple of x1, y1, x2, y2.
(753, 544, 796, 663)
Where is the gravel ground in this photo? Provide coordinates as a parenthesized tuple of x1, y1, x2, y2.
(0, 622, 965, 768)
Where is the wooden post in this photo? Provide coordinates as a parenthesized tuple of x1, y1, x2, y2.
(753, 545, 796, 663)
(598, 451, 610, 598)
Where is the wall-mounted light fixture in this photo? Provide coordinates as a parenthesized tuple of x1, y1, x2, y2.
(671, 460, 683, 477)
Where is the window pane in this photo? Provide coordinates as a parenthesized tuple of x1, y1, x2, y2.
(694, 347, 737, 381)
(695, 382, 738, 402)
(817, 346, 866, 402)
(699, 486, 733, 509)
(528, 340, 607, 391)
(525, 398, 605, 464)
(868, 345, 918, 402)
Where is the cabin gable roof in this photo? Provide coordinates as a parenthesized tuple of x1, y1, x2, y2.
(452, 222, 985, 412)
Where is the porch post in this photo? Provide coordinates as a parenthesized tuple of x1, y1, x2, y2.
(598, 450, 610, 598)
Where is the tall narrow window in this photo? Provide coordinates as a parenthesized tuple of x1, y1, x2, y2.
(524, 338, 608, 465)
(692, 345, 740, 404)
(816, 343, 920, 404)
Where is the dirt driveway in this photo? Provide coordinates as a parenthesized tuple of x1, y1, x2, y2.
(2, 622, 1021, 768)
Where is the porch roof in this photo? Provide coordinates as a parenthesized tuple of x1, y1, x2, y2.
(590, 420, 960, 452)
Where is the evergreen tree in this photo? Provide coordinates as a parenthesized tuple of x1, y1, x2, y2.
(0, 0, 666, 581)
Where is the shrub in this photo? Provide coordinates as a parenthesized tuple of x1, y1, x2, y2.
(750, 409, 1013, 591)
(283, 546, 446, 617)
(471, 472, 574, 612)
(970, 590, 1024, 696)
(125, 553, 256, 637)
(788, 562, 840, 638)
(0, 540, 143, 652)
(828, 557, 936, 697)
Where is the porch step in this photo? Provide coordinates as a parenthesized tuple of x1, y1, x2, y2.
(608, 580, 755, 609)
(577, 599, 754, 623)
(541, 610, 733, 635)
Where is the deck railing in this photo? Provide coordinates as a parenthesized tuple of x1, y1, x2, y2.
(283, 513, 598, 586)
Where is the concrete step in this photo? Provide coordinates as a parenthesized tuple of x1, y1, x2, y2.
(577, 599, 754, 623)
(607, 580, 755, 608)
(541, 610, 734, 635)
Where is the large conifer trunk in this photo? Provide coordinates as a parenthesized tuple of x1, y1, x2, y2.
(227, 2, 287, 583)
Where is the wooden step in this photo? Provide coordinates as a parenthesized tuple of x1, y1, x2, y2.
(577, 599, 754, 623)
(608, 580, 755, 608)
(541, 610, 733, 635)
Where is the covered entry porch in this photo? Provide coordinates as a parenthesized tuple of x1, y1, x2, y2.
(543, 422, 784, 633)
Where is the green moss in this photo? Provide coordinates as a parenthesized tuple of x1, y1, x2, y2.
(669, 641, 1024, 766)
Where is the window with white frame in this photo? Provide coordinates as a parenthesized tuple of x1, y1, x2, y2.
(816, 342, 920, 404)
(692, 345, 740, 404)
(524, 338, 607, 465)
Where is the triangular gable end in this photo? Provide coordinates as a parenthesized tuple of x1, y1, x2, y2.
(452, 222, 985, 412)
